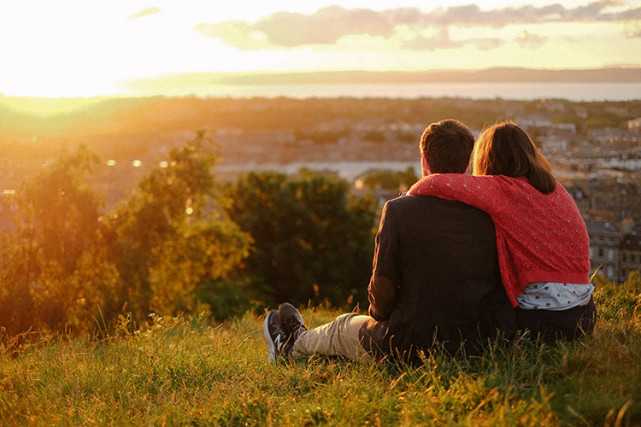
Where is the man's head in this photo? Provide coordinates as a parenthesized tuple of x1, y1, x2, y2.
(420, 119, 475, 176)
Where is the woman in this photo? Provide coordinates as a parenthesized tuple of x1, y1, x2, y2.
(408, 121, 596, 342)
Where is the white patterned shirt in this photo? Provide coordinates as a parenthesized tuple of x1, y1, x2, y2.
(516, 282, 594, 311)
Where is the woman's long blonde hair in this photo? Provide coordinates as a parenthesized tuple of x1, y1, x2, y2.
(473, 121, 556, 194)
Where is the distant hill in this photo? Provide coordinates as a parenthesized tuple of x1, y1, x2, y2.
(148, 67, 641, 87)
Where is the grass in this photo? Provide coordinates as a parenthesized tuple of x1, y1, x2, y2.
(1, 286, 640, 426)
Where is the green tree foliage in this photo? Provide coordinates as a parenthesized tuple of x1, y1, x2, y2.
(224, 171, 378, 308)
(17, 145, 102, 274)
(360, 167, 418, 191)
(0, 134, 254, 341)
(105, 132, 251, 321)
(147, 220, 251, 317)
(0, 146, 118, 336)
(0, 234, 39, 338)
(0, 131, 384, 339)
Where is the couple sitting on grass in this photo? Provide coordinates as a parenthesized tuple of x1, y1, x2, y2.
(264, 119, 597, 364)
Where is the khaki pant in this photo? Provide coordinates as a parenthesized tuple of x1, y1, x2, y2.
(292, 313, 372, 361)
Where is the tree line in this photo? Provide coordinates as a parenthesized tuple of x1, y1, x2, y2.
(0, 133, 379, 343)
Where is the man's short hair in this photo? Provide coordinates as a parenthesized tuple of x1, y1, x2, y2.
(420, 119, 475, 174)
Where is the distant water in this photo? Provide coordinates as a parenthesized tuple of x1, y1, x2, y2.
(195, 82, 641, 102)
(217, 160, 421, 181)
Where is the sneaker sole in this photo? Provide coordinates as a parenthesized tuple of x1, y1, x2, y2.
(263, 311, 277, 362)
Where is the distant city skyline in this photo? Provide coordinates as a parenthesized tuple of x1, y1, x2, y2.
(1, 0, 640, 98)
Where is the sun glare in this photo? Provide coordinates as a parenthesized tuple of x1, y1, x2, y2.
(0, 0, 638, 100)
(0, 96, 109, 117)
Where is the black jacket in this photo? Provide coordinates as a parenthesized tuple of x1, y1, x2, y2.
(359, 195, 516, 363)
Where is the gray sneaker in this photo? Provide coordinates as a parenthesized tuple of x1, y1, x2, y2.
(279, 302, 307, 341)
(263, 310, 290, 362)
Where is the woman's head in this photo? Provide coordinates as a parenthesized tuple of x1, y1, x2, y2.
(473, 121, 556, 194)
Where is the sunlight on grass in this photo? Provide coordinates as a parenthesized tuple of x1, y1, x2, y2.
(1, 286, 640, 425)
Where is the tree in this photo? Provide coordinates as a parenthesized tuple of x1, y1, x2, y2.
(360, 167, 418, 191)
(0, 145, 118, 336)
(17, 145, 103, 274)
(224, 170, 378, 308)
(105, 132, 251, 320)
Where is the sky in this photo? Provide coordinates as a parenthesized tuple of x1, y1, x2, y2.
(0, 0, 640, 98)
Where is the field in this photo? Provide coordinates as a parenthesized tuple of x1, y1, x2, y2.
(1, 284, 640, 426)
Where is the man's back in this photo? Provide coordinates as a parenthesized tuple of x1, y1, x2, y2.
(361, 195, 516, 362)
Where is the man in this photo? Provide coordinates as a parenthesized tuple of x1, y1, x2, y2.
(264, 119, 516, 364)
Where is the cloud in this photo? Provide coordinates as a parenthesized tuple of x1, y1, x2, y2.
(618, 19, 641, 37)
(196, 6, 397, 48)
(254, 6, 396, 46)
(195, 1, 641, 50)
(401, 27, 463, 51)
(515, 30, 548, 49)
(194, 21, 269, 50)
(127, 6, 161, 21)
(428, 1, 641, 27)
(401, 27, 503, 51)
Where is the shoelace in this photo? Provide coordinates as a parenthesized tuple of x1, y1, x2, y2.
(284, 316, 303, 334)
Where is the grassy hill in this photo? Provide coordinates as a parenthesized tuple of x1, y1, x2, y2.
(1, 283, 640, 425)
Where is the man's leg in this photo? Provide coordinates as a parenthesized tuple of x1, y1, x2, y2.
(291, 313, 372, 361)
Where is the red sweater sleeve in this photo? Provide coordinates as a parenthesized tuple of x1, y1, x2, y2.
(407, 174, 508, 215)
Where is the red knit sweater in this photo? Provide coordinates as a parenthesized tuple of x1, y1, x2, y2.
(408, 174, 591, 307)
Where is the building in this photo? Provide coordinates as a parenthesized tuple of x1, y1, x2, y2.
(620, 233, 641, 282)
(587, 180, 641, 222)
(565, 185, 590, 215)
(599, 152, 641, 171)
(517, 115, 551, 129)
(586, 220, 641, 282)
(628, 117, 641, 133)
(586, 220, 621, 281)
(517, 115, 576, 138)
(539, 135, 570, 154)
